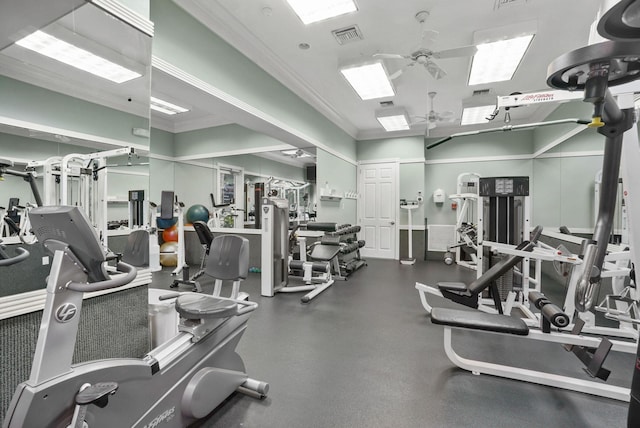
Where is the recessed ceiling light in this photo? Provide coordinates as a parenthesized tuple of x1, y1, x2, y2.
(286, 0, 358, 25)
(460, 105, 496, 125)
(15, 30, 141, 84)
(376, 108, 410, 132)
(340, 61, 395, 100)
(150, 97, 189, 115)
(468, 34, 534, 85)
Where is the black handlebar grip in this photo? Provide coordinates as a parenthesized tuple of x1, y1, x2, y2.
(541, 303, 570, 328)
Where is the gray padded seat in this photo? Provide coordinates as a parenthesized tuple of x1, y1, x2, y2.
(122, 230, 149, 267)
(175, 294, 237, 319)
(310, 244, 340, 261)
(205, 235, 249, 280)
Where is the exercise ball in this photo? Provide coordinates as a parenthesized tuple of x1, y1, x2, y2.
(186, 204, 210, 224)
(162, 225, 179, 243)
(160, 241, 179, 267)
(157, 216, 178, 229)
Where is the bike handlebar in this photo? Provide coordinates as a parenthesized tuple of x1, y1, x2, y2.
(0, 247, 30, 266)
(67, 261, 137, 292)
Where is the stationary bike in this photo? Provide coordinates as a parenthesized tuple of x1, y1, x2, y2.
(3, 205, 268, 428)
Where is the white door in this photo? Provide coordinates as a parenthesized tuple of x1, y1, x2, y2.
(358, 162, 397, 259)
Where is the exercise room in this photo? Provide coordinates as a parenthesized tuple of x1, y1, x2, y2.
(1, 0, 640, 426)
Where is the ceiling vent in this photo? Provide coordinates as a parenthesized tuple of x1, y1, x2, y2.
(472, 89, 491, 96)
(379, 100, 394, 107)
(332, 25, 363, 45)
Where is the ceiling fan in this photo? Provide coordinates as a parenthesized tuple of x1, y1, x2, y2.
(410, 91, 456, 135)
(374, 10, 477, 80)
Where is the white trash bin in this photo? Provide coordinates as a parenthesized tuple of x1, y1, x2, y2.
(148, 288, 179, 348)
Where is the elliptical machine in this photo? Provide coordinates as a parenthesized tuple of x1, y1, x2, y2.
(3, 205, 268, 428)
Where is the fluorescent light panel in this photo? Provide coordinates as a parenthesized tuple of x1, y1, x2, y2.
(15, 30, 141, 84)
(150, 97, 189, 115)
(340, 62, 395, 100)
(287, 0, 357, 24)
(461, 105, 496, 125)
(468, 34, 534, 85)
(376, 109, 410, 132)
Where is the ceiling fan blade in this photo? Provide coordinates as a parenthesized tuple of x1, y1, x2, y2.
(424, 61, 446, 79)
(432, 45, 478, 59)
(389, 69, 403, 80)
(373, 53, 409, 60)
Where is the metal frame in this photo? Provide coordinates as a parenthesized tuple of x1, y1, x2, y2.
(441, 326, 632, 401)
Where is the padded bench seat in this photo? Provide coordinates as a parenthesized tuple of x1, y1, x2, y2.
(310, 244, 340, 261)
(437, 282, 468, 292)
(176, 294, 237, 319)
(430, 307, 529, 336)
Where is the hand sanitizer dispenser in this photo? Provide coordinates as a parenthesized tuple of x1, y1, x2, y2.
(433, 189, 445, 204)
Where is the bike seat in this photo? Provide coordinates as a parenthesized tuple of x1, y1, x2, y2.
(175, 294, 237, 319)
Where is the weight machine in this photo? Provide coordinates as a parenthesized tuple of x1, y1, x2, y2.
(261, 197, 336, 303)
(444, 173, 481, 269)
(26, 147, 135, 247)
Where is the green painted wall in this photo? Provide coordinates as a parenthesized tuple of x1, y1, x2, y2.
(316, 149, 356, 225)
(173, 124, 287, 158)
(219, 154, 305, 182)
(532, 101, 592, 152)
(151, 128, 175, 157)
(357, 136, 424, 160)
(151, 0, 356, 160)
(532, 155, 602, 229)
(0, 76, 148, 147)
(426, 131, 534, 160)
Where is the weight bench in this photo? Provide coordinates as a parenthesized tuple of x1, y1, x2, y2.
(429, 299, 632, 401)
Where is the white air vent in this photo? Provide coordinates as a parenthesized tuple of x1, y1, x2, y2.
(379, 100, 394, 107)
(332, 25, 363, 45)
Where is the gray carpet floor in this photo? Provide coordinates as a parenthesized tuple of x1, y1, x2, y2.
(150, 259, 632, 428)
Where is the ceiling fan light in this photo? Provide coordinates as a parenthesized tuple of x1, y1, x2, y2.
(461, 105, 496, 125)
(376, 108, 410, 131)
(468, 34, 534, 85)
(15, 30, 141, 84)
(286, 0, 358, 25)
(340, 61, 395, 100)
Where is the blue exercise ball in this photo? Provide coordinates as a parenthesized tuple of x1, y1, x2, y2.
(186, 204, 210, 224)
(157, 216, 178, 229)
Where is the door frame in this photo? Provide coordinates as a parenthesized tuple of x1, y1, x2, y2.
(357, 159, 400, 260)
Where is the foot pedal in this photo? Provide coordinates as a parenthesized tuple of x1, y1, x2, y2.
(76, 382, 119, 407)
(68, 382, 118, 428)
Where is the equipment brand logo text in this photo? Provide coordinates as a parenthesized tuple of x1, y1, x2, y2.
(143, 406, 176, 428)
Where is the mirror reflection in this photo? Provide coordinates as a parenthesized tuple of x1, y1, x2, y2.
(0, 2, 152, 290)
(0, 2, 152, 238)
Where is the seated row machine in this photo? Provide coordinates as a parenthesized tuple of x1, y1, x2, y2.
(429, 290, 632, 401)
(3, 206, 268, 428)
(417, 226, 543, 314)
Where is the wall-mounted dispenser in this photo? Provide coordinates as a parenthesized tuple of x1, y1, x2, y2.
(433, 189, 445, 204)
